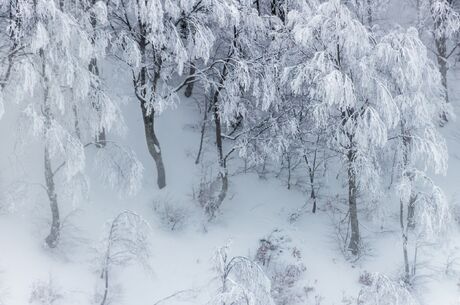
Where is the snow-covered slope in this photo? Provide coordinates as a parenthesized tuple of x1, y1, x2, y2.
(1, 69, 460, 305)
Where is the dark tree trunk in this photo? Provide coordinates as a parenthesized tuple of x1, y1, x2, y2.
(366, 0, 373, 25)
(100, 263, 109, 305)
(254, 0, 261, 15)
(136, 29, 167, 189)
(207, 85, 228, 220)
(141, 100, 166, 189)
(184, 64, 196, 97)
(303, 151, 318, 214)
(206, 62, 229, 219)
(195, 97, 209, 164)
(270, 0, 285, 22)
(286, 153, 291, 190)
(436, 36, 449, 103)
(347, 149, 360, 256)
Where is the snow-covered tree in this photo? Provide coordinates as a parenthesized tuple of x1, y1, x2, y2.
(287, 0, 398, 255)
(196, 0, 292, 219)
(15, 0, 140, 248)
(209, 242, 275, 305)
(98, 211, 152, 305)
(345, 0, 390, 26)
(374, 27, 449, 283)
(429, 0, 460, 109)
(0, 0, 32, 119)
(405, 0, 460, 121)
(107, 0, 226, 189)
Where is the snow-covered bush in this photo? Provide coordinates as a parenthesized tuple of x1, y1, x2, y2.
(153, 195, 190, 231)
(357, 273, 419, 305)
(359, 271, 374, 286)
(97, 211, 152, 305)
(255, 230, 310, 305)
(208, 242, 275, 305)
(29, 277, 62, 305)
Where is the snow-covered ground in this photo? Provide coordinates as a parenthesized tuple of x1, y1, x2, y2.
(1, 66, 460, 305)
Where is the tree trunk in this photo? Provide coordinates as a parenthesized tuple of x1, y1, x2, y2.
(136, 32, 166, 189)
(100, 265, 109, 305)
(207, 86, 228, 220)
(366, 0, 373, 25)
(400, 199, 410, 284)
(433, 11, 449, 124)
(141, 102, 166, 189)
(40, 48, 60, 249)
(286, 153, 291, 190)
(436, 36, 449, 103)
(407, 193, 418, 229)
(44, 147, 60, 248)
(195, 98, 209, 164)
(310, 175, 316, 214)
(402, 132, 417, 229)
(184, 64, 196, 98)
(347, 150, 360, 255)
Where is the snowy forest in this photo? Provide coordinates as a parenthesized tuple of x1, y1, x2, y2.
(1, 0, 460, 304)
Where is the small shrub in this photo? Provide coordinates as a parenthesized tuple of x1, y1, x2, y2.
(29, 277, 62, 305)
(153, 195, 190, 231)
(357, 273, 418, 305)
(359, 271, 373, 286)
(255, 229, 312, 305)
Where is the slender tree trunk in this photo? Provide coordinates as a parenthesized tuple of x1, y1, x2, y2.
(407, 193, 418, 229)
(310, 174, 316, 214)
(303, 149, 318, 214)
(402, 133, 417, 229)
(436, 36, 449, 104)
(206, 61, 230, 219)
(100, 263, 109, 305)
(433, 9, 449, 124)
(90, 57, 106, 148)
(39, 47, 60, 248)
(347, 149, 360, 255)
(286, 153, 291, 190)
(44, 146, 60, 248)
(195, 98, 209, 164)
(255, 0, 261, 15)
(136, 32, 166, 189)
(366, 0, 373, 25)
(73, 104, 81, 140)
(184, 64, 196, 97)
(88, 0, 107, 147)
(207, 85, 228, 220)
(400, 199, 410, 284)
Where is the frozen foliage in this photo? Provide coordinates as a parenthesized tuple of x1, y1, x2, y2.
(209, 242, 275, 305)
(94, 143, 144, 196)
(357, 273, 419, 305)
